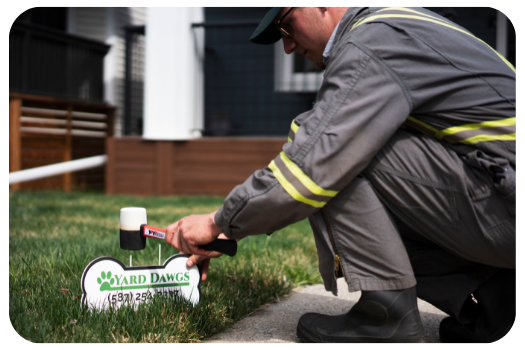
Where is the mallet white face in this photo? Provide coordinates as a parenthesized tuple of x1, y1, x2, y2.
(120, 207, 147, 231)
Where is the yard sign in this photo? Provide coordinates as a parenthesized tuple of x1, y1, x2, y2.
(81, 254, 201, 310)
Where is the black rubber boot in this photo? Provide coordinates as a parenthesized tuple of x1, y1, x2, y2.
(296, 286, 424, 343)
(439, 269, 515, 343)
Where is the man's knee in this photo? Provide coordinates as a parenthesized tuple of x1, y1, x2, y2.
(360, 129, 515, 269)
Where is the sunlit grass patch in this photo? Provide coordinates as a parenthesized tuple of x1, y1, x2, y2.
(9, 191, 321, 342)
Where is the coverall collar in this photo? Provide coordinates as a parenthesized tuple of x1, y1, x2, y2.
(323, 7, 371, 65)
(322, 21, 341, 66)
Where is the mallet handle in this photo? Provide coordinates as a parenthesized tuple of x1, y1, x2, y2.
(199, 239, 237, 257)
(140, 224, 237, 257)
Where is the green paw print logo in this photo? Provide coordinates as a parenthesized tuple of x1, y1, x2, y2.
(97, 271, 115, 291)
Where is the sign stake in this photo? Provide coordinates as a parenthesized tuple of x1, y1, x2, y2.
(159, 244, 161, 265)
(130, 254, 132, 267)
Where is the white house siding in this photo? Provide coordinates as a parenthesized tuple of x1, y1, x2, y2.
(68, 7, 146, 136)
(69, 7, 108, 42)
(111, 7, 146, 136)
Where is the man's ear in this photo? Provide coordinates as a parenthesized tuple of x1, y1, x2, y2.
(316, 7, 329, 18)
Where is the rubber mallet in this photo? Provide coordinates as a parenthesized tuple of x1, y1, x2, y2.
(119, 207, 237, 256)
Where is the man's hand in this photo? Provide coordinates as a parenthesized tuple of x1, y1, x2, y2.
(165, 210, 223, 281)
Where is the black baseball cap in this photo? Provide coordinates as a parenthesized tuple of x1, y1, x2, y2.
(250, 7, 282, 45)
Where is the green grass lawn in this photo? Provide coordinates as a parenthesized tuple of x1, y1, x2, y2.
(9, 191, 321, 342)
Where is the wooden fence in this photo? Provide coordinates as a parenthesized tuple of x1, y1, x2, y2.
(9, 93, 115, 191)
(105, 137, 287, 196)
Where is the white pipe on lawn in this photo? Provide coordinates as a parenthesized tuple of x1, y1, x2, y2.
(9, 155, 107, 184)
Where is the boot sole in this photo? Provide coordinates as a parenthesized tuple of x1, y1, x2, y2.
(297, 328, 425, 345)
(296, 310, 424, 343)
(296, 326, 315, 343)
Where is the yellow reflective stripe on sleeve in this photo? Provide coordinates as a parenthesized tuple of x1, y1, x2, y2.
(435, 117, 516, 140)
(279, 152, 339, 198)
(268, 160, 326, 208)
(291, 120, 299, 133)
(289, 120, 299, 142)
(494, 51, 515, 73)
(461, 133, 516, 145)
(351, 12, 516, 73)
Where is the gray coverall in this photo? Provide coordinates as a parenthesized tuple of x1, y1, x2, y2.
(215, 7, 516, 322)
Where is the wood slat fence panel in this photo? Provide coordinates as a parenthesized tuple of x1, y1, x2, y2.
(9, 92, 115, 191)
(106, 137, 287, 196)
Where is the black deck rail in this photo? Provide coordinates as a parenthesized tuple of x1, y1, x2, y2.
(9, 22, 110, 102)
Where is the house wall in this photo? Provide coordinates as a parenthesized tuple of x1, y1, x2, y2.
(111, 8, 146, 137)
(65, 7, 513, 140)
(68, 7, 146, 137)
(68, 7, 107, 42)
(203, 8, 316, 137)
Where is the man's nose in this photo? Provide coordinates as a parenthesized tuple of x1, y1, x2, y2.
(282, 36, 297, 54)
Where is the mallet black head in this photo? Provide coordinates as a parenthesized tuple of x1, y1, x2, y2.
(120, 207, 147, 250)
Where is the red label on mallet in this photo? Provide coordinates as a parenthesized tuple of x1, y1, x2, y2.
(142, 225, 166, 241)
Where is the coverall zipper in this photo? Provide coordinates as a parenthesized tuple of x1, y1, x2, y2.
(320, 209, 346, 280)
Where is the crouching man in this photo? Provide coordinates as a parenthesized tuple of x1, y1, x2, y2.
(166, 7, 516, 343)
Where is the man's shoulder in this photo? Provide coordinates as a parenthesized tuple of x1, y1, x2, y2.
(327, 10, 413, 65)
(329, 7, 468, 64)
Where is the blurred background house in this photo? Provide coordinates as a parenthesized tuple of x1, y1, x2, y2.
(9, 7, 516, 195)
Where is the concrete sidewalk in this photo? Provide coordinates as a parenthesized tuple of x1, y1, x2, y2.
(207, 279, 447, 343)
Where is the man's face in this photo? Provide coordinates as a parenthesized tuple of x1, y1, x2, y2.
(274, 7, 334, 70)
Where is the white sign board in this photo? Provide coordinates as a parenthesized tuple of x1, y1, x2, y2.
(81, 254, 201, 310)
